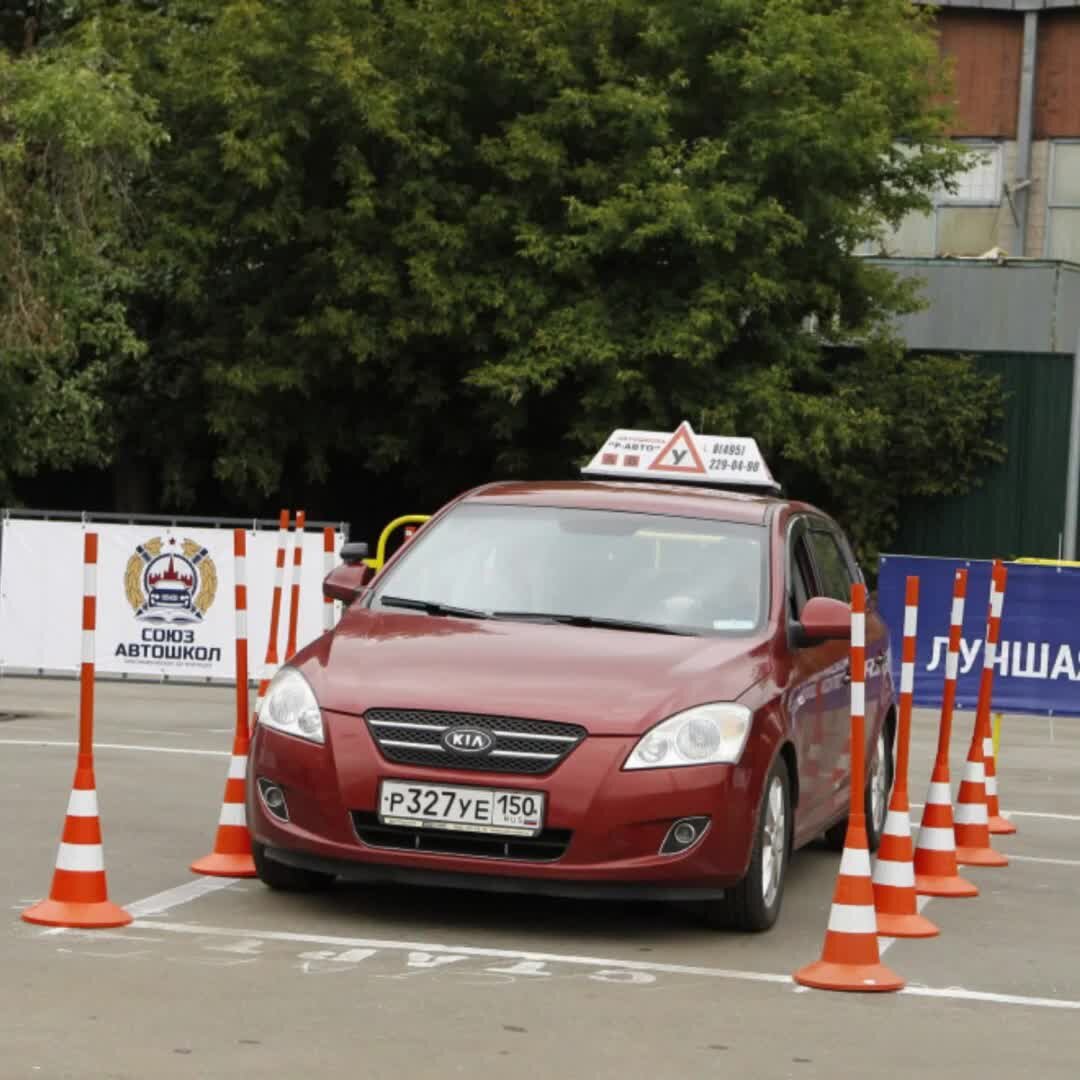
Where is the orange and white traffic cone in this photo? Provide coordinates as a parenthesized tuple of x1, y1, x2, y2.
(23, 533, 132, 929)
(873, 576, 939, 938)
(956, 563, 1008, 868)
(192, 529, 256, 878)
(322, 526, 337, 634)
(251, 509, 290, 732)
(795, 584, 904, 993)
(914, 568, 979, 898)
(985, 727, 1016, 835)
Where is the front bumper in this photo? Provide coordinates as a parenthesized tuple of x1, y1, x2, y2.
(247, 708, 765, 894)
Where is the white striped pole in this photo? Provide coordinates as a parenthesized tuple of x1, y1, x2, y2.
(192, 529, 256, 877)
(285, 509, 306, 659)
(253, 509, 290, 726)
(322, 526, 336, 633)
(914, 568, 978, 897)
(22, 531, 132, 928)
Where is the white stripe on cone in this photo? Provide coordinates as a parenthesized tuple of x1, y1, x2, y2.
(872, 858, 915, 888)
(66, 789, 99, 817)
(219, 803, 247, 827)
(954, 802, 989, 826)
(951, 598, 964, 624)
(925, 782, 952, 805)
(56, 843, 105, 873)
(81, 630, 95, 664)
(236, 554, 246, 586)
(986, 775, 998, 796)
(916, 826, 957, 852)
(826, 904, 878, 935)
(228, 756, 248, 780)
(883, 810, 910, 838)
(839, 846, 872, 878)
(946, 652, 959, 680)
(903, 607, 917, 636)
(991, 589, 1004, 618)
(851, 612, 865, 646)
(963, 761, 986, 783)
(83, 564, 97, 597)
(236, 611, 248, 639)
(984, 641, 997, 668)
(983, 737, 995, 758)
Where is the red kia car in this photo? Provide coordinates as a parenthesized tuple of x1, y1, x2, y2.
(247, 452, 895, 931)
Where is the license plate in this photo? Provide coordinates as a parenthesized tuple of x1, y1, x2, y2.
(378, 780, 546, 838)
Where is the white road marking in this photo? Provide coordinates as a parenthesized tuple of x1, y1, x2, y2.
(911, 804, 1080, 823)
(1006, 854, 1080, 868)
(131, 920, 1080, 1009)
(126, 878, 238, 917)
(0, 739, 227, 757)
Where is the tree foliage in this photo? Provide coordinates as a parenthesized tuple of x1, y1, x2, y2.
(2, 0, 1005, 562)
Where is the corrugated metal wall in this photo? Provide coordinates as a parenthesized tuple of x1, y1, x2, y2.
(894, 351, 1075, 560)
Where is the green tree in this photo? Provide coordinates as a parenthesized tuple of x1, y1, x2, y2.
(13, 0, 1004, 561)
(0, 5, 164, 500)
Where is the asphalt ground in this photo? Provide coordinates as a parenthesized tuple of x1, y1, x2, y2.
(2, 677, 1079, 1079)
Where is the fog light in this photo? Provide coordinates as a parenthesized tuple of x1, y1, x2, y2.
(660, 815, 710, 856)
(258, 777, 289, 822)
(674, 822, 697, 846)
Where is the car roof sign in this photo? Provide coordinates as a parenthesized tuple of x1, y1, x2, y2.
(581, 421, 780, 493)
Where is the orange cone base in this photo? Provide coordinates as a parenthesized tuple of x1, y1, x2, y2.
(190, 852, 257, 878)
(875, 911, 940, 939)
(955, 845, 1008, 868)
(988, 815, 1017, 835)
(793, 960, 905, 993)
(22, 898, 133, 929)
(915, 873, 979, 898)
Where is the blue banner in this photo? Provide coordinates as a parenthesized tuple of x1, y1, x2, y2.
(877, 555, 1080, 718)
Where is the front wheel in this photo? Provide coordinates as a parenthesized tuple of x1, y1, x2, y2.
(696, 756, 791, 932)
(823, 726, 893, 853)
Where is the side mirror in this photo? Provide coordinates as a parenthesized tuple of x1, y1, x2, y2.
(323, 561, 374, 604)
(795, 596, 851, 645)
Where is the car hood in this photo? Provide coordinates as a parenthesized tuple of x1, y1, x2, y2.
(300, 609, 770, 736)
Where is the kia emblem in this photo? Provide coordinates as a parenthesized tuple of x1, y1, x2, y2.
(441, 727, 494, 755)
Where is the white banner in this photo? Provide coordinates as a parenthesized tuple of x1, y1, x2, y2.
(0, 519, 344, 682)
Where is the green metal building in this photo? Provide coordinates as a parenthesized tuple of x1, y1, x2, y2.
(872, 257, 1080, 561)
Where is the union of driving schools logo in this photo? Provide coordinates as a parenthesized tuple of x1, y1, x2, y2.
(124, 536, 217, 624)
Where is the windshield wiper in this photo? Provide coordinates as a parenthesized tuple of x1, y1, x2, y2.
(379, 596, 490, 620)
(492, 611, 694, 636)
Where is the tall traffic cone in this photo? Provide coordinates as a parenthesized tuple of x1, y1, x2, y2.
(794, 584, 904, 993)
(914, 567, 978, 898)
(872, 577, 939, 938)
(985, 729, 1016, 835)
(23, 532, 132, 929)
(251, 509, 290, 731)
(192, 529, 256, 878)
(955, 561, 1008, 869)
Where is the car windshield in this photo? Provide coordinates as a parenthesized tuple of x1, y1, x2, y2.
(371, 503, 767, 635)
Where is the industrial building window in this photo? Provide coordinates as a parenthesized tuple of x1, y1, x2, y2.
(936, 144, 1003, 206)
(1046, 142, 1080, 263)
(856, 142, 1003, 258)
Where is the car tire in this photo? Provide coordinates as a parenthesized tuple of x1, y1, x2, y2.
(697, 755, 792, 933)
(252, 841, 336, 892)
(823, 724, 894, 854)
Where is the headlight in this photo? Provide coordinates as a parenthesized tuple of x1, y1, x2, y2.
(624, 704, 752, 770)
(258, 667, 324, 744)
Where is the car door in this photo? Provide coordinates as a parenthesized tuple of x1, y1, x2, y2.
(784, 518, 848, 837)
(804, 523, 862, 820)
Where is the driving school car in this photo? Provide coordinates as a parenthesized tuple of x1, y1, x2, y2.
(247, 423, 896, 931)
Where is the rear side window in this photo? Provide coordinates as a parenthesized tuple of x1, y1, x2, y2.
(807, 530, 854, 602)
(789, 534, 817, 620)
